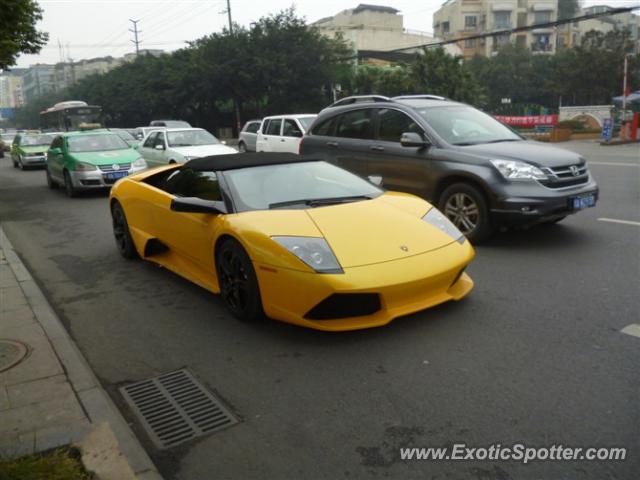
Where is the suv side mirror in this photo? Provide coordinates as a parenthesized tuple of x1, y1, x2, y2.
(367, 175, 384, 187)
(400, 132, 429, 148)
(170, 197, 227, 214)
(155, 144, 165, 150)
(49, 147, 62, 155)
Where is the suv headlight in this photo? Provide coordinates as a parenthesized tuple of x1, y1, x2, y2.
(491, 159, 546, 180)
(422, 208, 465, 244)
(75, 162, 97, 171)
(272, 236, 343, 273)
(132, 157, 147, 168)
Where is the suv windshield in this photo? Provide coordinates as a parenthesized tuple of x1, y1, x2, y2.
(416, 105, 522, 145)
(224, 161, 382, 212)
(168, 130, 219, 147)
(67, 134, 129, 152)
(21, 134, 54, 146)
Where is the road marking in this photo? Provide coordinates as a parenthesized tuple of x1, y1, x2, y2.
(621, 324, 640, 339)
(588, 162, 639, 167)
(598, 218, 640, 226)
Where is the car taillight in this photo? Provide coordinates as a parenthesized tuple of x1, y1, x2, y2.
(298, 136, 305, 155)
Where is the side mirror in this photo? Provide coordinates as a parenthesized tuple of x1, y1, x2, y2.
(132, 144, 139, 150)
(367, 175, 384, 187)
(170, 197, 227, 215)
(155, 144, 165, 150)
(221, 140, 227, 145)
(292, 130, 303, 138)
(400, 132, 429, 148)
(49, 147, 62, 155)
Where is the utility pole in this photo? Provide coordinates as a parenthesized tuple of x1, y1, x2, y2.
(224, 0, 241, 136)
(129, 19, 141, 56)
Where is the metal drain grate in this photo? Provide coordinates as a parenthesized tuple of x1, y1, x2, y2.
(120, 369, 238, 449)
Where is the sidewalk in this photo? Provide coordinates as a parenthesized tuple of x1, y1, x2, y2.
(0, 227, 162, 479)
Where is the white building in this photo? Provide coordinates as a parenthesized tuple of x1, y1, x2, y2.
(313, 4, 461, 63)
(433, 0, 558, 58)
(579, 5, 640, 52)
(0, 70, 25, 109)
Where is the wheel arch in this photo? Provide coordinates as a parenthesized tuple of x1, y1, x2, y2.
(434, 173, 495, 208)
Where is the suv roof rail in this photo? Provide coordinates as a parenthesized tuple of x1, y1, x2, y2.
(329, 95, 391, 108)
(392, 94, 448, 101)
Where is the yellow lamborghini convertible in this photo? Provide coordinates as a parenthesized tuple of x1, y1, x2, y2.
(109, 153, 474, 331)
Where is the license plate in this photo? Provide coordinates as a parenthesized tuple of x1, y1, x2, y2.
(571, 194, 596, 210)
(105, 171, 128, 180)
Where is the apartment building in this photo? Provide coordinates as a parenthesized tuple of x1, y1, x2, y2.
(314, 3, 461, 63)
(433, 0, 558, 59)
(579, 5, 640, 52)
(0, 69, 25, 109)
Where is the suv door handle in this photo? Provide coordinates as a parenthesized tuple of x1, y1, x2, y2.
(326, 141, 338, 147)
(370, 145, 385, 152)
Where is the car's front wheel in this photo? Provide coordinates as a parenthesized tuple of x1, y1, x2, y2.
(439, 183, 493, 243)
(63, 170, 77, 198)
(216, 238, 264, 322)
(111, 202, 138, 259)
(238, 142, 247, 153)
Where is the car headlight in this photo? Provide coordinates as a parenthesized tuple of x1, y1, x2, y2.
(75, 162, 97, 171)
(422, 208, 465, 244)
(272, 236, 343, 273)
(183, 155, 199, 161)
(490, 159, 546, 180)
(132, 157, 147, 168)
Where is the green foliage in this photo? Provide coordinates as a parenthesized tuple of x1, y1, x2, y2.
(0, 448, 92, 480)
(558, 0, 581, 20)
(0, 0, 49, 69)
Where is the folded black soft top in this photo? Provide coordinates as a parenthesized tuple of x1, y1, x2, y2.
(186, 152, 320, 172)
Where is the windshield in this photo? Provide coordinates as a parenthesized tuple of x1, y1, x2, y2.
(167, 130, 219, 147)
(21, 134, 55, 146)
(67, 134, 129, 152)
(416, 106, 522, 145)
(224, 161, 382, 212)
(298, 116, 317, 132)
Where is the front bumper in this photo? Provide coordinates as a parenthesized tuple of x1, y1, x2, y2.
(69, 165, 147, 189)
(490, 177, 599, 227)
(255, 240, 475, 331)
(22, 155, 46, 166)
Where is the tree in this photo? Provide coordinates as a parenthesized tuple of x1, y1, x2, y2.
(558, 0, 581, 20)
(0, 0, 48, 69)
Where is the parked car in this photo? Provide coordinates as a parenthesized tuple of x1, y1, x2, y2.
(45, 130, 148, 197)
(150, 120, 191, 128)
(300, 95, 599, 242)
(133, 126, 163, 141)
(11, 132, 56, 169)
(256, 114, 317, 153)
(137, 128, 237, 168)
(237, 119, 262, 152)
(0, 133, 16, 158)
(109, 152, 474, 331)
(108, 128, 138, 147)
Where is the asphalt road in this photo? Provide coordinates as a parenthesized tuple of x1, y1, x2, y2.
(0, 140, 638, 480)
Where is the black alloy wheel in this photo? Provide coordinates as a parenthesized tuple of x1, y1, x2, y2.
(216, 239, 264, 322)
(111, 202, 138, 259)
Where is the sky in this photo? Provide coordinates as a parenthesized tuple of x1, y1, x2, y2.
(13, 0, 640, 68)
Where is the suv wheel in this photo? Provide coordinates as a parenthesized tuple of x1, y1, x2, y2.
(439, 183, 493, 243)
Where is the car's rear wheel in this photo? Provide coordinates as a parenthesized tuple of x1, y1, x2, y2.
(439, 183, 493, 243)
(111, 202, 138, 259)
(238, 142, 246, 153)
(46, 167, 58, 189)
(63, 170, 77, 198)
(216, 238, 264, 322)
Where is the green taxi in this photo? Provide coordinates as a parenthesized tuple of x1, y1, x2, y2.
(46, 130, 147, 197)
(12, 132, 56, 169)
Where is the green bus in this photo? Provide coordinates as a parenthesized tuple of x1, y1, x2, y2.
(40, 101, 102, 132)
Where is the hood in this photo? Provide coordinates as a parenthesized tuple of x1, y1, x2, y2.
(70, 148, 140, 166)
(306, 195, 455, 268)
(172, 144, 238, 157)
(20, 145, 49, 155)
(462, 140, 584, 168)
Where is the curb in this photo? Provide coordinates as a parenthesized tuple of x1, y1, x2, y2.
(0, 226, 163, 480)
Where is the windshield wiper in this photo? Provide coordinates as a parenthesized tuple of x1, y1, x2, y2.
(269, 195, 373, 209)
(481, 139, 522, 144)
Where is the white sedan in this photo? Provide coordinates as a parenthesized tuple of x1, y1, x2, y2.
(256, 114, 316, 154)
(138, 128, 237, 167)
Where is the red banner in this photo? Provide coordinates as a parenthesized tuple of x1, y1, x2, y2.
(495, 115, 558, 128)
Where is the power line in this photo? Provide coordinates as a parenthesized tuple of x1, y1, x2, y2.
(388, 5, 640, 52)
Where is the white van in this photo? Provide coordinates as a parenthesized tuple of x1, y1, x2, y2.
(256, 114, 317, 153)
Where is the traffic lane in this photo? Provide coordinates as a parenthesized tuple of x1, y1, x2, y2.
(557, 140, 640, 165)
(0, 157, 638, 479)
